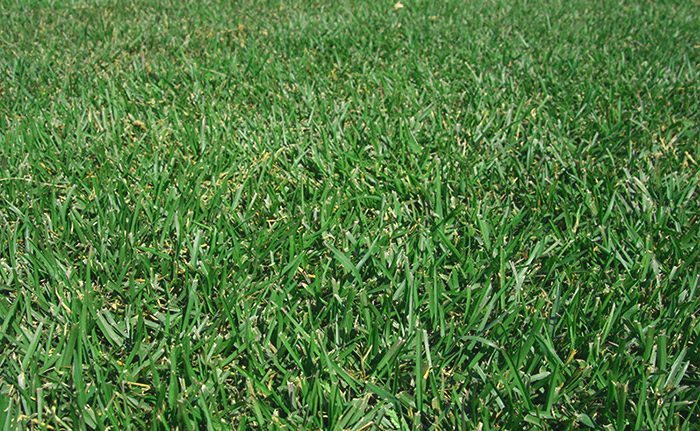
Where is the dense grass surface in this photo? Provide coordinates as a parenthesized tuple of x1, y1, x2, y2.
(1, 0, 698, 429)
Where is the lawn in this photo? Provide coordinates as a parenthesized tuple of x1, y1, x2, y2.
(0, 0, 698, 429)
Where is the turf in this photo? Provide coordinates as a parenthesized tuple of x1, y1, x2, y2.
(0, 0, 698, 429)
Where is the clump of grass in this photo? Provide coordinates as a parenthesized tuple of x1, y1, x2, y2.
(0, 0, 698, 429)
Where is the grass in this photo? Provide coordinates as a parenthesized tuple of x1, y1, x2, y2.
(0, 0, 698, 429)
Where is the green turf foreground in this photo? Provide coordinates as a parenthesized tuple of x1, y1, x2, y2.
(1, 0, 698, 429)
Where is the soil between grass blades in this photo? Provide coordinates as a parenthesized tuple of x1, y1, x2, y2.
(0, 0, 698, 429)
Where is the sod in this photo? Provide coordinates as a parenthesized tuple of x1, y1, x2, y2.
(0, 0, 698, 429)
